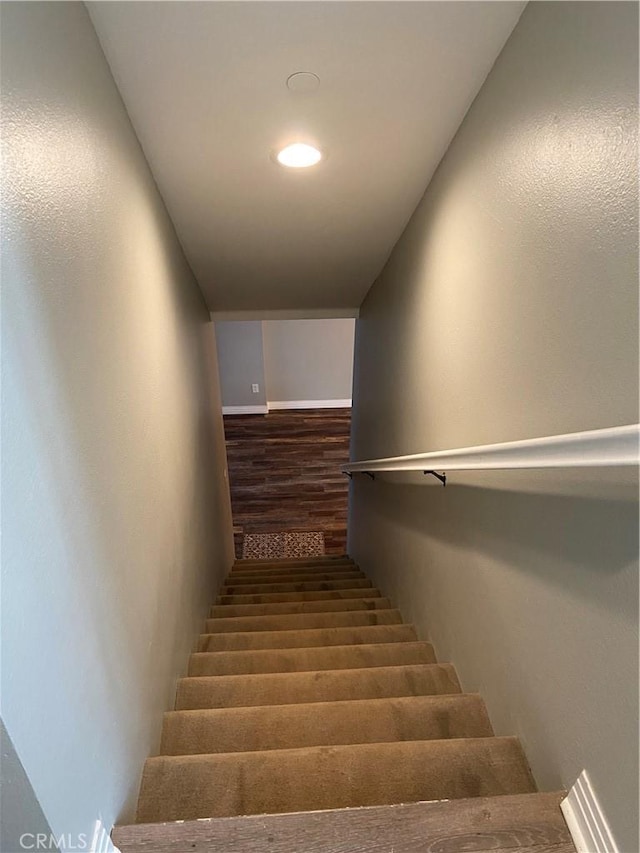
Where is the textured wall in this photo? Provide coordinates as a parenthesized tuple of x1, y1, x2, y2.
(263, 319, 355, 403)
(215, 321, 267, 408)
(349, 3, 638, 849)
(1, 721, 57, 853)
(1, 1, 233, 843)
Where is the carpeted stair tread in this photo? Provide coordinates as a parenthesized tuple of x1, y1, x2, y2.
(210, 597, 392, 618)
(197, 623, 417, 652)
(223, 570, 365, 586)
(227, 563, 358, 578)
(204, 609, 403, 634)
(222, 578, 373, 595)
(225, 570, 364, 584)
(230, 562, 356, 576)
(188, 640, 437, 676)
(136, 737, 536, 822)
(160, 694, 493, 755)
(217, 587, 382, 605)
(227, 568, 358, 582)
(116, 792, 574, 853)
(131, 558, 546, 841)
(175, 663, 460, 709)
(233, 556, 352, 568)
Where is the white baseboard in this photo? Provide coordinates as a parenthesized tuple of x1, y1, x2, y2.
(561, 771, 619, 853)
(91, 820, 120, 853)
(222, 401, 351, 414)
(222, 405, 269, 415)
(268, 399, 352, 410)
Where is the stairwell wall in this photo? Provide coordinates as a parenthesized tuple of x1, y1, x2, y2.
(262, 319, 356, 404)
(1, 0, 233, 844)
(348, 3, 638, 850)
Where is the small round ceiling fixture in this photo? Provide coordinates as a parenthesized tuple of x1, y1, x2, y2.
(286, 71, 321, 94)
(276, 142, 322, 169)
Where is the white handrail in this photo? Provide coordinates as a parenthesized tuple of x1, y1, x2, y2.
(344, 424, 640, 475)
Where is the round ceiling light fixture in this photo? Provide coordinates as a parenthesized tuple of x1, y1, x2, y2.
(276, 142, 323, 169)
(286, 72, 321, 94)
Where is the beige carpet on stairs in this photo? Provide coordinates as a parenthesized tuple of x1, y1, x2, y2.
(117, 555, 574, 853)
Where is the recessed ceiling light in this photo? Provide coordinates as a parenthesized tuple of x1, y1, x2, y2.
(286, 72, 321, 94)
(276, 143, 322, 169)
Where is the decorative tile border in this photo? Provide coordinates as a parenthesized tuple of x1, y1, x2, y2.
(242, 532, 325, 559)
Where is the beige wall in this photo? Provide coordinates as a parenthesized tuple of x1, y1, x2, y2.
(1, 1, 233, 843)
(215, 320, 267, 408)
(263, 319, 355, 403)
(349, 3, 638, 850)
(215, 319, 356, 408)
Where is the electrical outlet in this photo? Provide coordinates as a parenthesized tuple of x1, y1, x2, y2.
(251, 383, 260, 393)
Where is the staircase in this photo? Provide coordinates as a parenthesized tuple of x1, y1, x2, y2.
(113, 555, 575, 852)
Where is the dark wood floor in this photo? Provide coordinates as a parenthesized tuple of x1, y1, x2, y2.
(223, 409, 351, 559)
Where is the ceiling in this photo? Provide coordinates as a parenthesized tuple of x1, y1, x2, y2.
(88, 2, 525, 316)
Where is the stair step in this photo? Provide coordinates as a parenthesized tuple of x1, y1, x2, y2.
(222, 578, 373, 595)
(114, 792, 574, 853)
(210, 597, 391, 618)
(176, 663, 460, 709)
(233, 556, 352, 569)
(224, 570, 365, 586)
(160, 694, 493, 755)
(205, 609, 403, 634)
(197, 623, 416, 652)
(136, 737, 536, 822)
(229, 560, 360, 577)
(217, 587, 381, 605)
(225, 571, 363, 585)
(229, 565, 356, 577)
(188, 640, 437, 676)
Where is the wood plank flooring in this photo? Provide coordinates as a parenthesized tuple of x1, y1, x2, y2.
(114, 791, 576, 853)
(223, 409, 351, 558)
